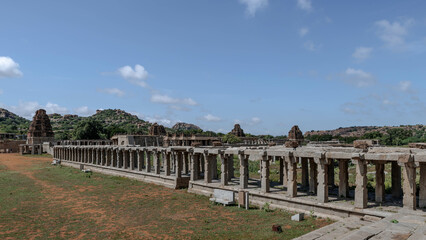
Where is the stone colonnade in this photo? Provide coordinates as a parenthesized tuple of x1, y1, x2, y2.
(53, 146, 426, 210)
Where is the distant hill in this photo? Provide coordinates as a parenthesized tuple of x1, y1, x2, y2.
(0, 108, 31, 134)
(172, 122, 202, 131)
(304, 125, 425, 138)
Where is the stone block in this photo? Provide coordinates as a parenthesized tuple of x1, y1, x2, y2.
(291, 213, 304, 221)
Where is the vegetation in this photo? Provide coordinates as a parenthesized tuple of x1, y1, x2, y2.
(0, 155, 331, 239)
(222, 134, 242, 144)
(0, 108, 30, 135)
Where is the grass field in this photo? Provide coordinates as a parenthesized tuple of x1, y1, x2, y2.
(0, 154, 331, 239)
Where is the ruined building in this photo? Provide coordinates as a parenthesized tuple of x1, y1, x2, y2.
(27, 109, 55, 144)
(285, 125, 304, 148)
(149, 123, 167, 136)
(229, 124, 245, 137)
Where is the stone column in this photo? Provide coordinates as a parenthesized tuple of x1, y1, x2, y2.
(283, 160, 288, 186)
(183, 152, 189, 175)
(204, 153, 212, 183)
(227, 154, 234, 181)
(164, 152, 171, 176)
(399, 155, 416, 210)
(100, 148, 104, 165)
(328, 159, 335, 187)
(129, 150, 134, 170)
(91, 148, 95, 164)
(301, 157, 309, 189)
(191, 153, 200, 181)
(354, 158, 368, 209)
(309, 158, 318, 194)
(176, 151, 183, 178)
(96, 148, 100, 165)
(419, 162, 426, 208)
(154, 151, 160, 174)
(375, 162, 385, 203)
(145, 150, 151, 172)
(111, 149, 116, 167)
(261, 154, 270, 193)
(279, 157, 284, 185)
(239, 153, 248, 189)
(287, 155, 297, 197)
(316, 157, 329, 203)
(391, 161, 402, 198)
(338, 159, 349, 198)
(117, 149, 123, 168)
(137, 150, 143, 171)
(220, 154, 228, 186)
(211, 155, 218, 179)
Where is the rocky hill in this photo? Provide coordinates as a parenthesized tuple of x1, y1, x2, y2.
(172, 122, 201, 131)
(0, 108, 31, 134)
(305, 125, 425, 138)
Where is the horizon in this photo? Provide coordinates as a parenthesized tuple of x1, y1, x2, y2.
(1, 0, 425, 135)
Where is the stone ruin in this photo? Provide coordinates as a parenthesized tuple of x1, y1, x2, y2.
(230, 124, 245, 137)
(27, 109, 55, 144)
(149, 123, 167, 136)
(285, 125, 304, 148)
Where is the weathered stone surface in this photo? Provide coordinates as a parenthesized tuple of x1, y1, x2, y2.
(172, 122, 201, 131)
(230, 124, 245, 137)
(27, 109, 54, 144)
(353, 140, 371, 150)
(285, 125, 304, 148)
(148, 123, 166, 136)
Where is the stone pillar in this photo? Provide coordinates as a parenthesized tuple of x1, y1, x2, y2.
(117, 149, 123, 168)
(111, 149, 116, 167)
(164, 152, 171, 176)
(96, 148, 100, 165)
(301, 157, 309, 189)
(129, 150, 134, 170)
(145, 150, 151, 172)
(309, 158, 318, 194)
(211, 155, 218, 179)
(183, 152, 189, 175)
(283, 160, 288, 186)
(279, 157, 284, 185)
(91, 148, 95, 164)
(154, 151, 160, 174)
(220, 154, 228, 186)
(204, 153, 212, 183)
(100, 148, 104, 165)
(190, 153, 199, 181)
(328, 159, 335, 187)
(354, 158, 368, 209)
(227, 154, 234, 180)
(338, 159, 349, 198)
(316, 157, 329, 203)
(137, 150, 143, 171)
(176, 151, 183, 178)
(124, 149, 130, 169)
(399, 155, 416, 210)
(375, 162, 385, 203)
(261, 155, 270, 193)
(239, 153, 248, 189)
(391, 161, 402, 198)
(287, 155, 297, 197)
(419, 163, 426, 208)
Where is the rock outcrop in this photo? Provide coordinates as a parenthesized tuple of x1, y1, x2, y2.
(149, 123, 167, 136)
(172, 122, 201, 131)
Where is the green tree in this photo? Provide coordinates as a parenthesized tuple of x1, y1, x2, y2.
(222, 134, 242, 144)
(72, 119, 106, 140)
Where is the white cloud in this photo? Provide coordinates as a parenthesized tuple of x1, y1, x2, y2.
(150, 94, 197, 106)
(73, 106, 94, 116)
(145, 116, 173, 127)
(398, 80, 411, 92)
(352, 47, 373, 61)
(0, 56, 23, 78)
(342, 68, 376, 87)
(98, 88, 125, 97)
(303, 41, 320, 51)
(117, 64, 148, 87)
(239, 0, 268, 17)
(251, 117, 261, 125)
(297, 0, 312, 12)
(203, 114, 221, 122)
(375, 19, 414, 49)
(299, 27, 309, 37)
(7, 101, 68, 119)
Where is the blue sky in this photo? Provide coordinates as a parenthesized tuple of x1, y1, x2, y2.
(1, 0, 425, 135)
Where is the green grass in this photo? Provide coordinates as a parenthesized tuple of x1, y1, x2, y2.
(0, 158, 331, 239)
